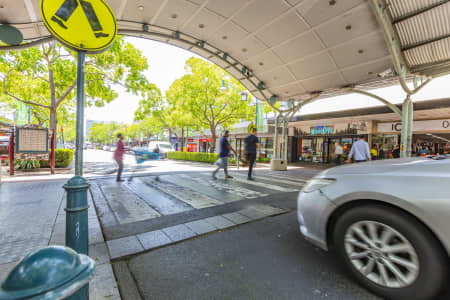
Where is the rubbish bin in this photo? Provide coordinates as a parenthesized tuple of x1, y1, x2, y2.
(0, 246, 96, 300)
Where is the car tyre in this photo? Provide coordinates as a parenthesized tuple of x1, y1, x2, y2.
(333, 204, 448, 300)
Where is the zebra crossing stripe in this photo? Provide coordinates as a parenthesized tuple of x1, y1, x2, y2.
(263, 173, 309, 184)
(232, 173, 305, 188)
(230, 174, 299, 192)
(178, 174, 269, 199)
(140, 176, 223, 209)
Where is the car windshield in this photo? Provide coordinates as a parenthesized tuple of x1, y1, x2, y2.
(159, 144, 172, 150)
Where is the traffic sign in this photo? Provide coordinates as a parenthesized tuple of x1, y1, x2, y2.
(248, 123, 256, 134)
(40, 0, 117, 53)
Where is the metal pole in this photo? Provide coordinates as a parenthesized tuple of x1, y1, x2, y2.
(8, 128, 14, 176)
(407, 100, 414, 157)
(64, 51, 89, 300)
(283, 117, 288, 161)
(75, 52, 86, 177)
(273, 114, 279, 159)
(400, 98, 409, 158)
(281, 115, 286, 161)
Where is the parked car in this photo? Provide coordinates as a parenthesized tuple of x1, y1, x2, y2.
(148, 141, 172, 159)
(103, 145, 110, 151)
(297, 156, 450, 300)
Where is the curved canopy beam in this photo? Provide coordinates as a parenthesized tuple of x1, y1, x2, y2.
(0, 37, 55, 51)
(350, 88, 402, 117)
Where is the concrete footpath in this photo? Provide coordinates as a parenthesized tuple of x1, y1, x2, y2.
(0, 180, 121, 300)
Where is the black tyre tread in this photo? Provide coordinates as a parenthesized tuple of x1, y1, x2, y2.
(333, 204, 448, 300)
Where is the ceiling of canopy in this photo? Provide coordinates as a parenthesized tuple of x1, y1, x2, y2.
(3, 0, 450, 104)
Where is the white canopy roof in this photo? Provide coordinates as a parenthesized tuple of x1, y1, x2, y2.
(3, 0, 450, 104)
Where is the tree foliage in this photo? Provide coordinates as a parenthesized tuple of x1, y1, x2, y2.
(0, 36, 157, 134)
(136, 57, 255, 152)
(166, 57, 255, 151)
(88, 122, 121, 145)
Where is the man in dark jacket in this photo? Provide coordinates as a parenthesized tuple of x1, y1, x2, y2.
(244, 128, 261, 180)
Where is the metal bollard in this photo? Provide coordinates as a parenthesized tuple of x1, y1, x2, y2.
(63, 176, 90, 300)
(0, 246, 95, 300)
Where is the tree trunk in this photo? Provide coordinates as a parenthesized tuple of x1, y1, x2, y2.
(50, 109, 57, 131)
(49, 67, 57, 131)
(48, 61, 57, 173)
(210, 127, 216, 153)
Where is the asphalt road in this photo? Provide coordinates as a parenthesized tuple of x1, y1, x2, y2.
(125, 212, 381, 300)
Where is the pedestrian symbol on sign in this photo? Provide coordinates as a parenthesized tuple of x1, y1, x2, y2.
(52, 0, 109, 38)
(40, 0, 117, 53)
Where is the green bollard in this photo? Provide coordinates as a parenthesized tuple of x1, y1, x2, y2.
(63, 176, 90, 300)
(0, 246, 95, 300)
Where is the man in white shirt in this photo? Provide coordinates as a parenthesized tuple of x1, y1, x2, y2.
(347, 135, 371, 163)
(334, 142, 343, 165)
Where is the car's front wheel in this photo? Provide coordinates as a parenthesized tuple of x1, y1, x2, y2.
(333, 204, 448, 300)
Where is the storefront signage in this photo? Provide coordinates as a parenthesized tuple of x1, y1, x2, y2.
(188, 138, 194, 143)
(378, 119, 450, 133)
(199, 138, 212, 143)
(311, 126, 334, 135)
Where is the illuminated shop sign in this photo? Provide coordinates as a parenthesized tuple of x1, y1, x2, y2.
(311, 126, 334, 135)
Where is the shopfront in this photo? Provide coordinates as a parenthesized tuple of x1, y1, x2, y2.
(289, 121, 372, 163)
(186, 138, 197, 152)
(198, 138, 212, 152)
(377, 119, 450, 156)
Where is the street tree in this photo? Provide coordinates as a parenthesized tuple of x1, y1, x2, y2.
(0, 36, 156, 134)
(166, 57, 254, 152)
(88, 122, 121, 145)
(134, 85, 190, 141)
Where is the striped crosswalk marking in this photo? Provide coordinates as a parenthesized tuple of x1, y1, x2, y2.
(178, 174, 269, 199)
(100, 183, 161, 224)
(230, 174, 299, 192)
(262, 173, 309, 184)
(232, 173, 305, 189)
(139, 176, 223, 209)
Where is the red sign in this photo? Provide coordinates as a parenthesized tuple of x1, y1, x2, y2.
(188, 138, 194, 143)
(199, 139, 212, 142)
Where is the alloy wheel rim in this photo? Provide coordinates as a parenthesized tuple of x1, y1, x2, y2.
(344, 220, 419, 288)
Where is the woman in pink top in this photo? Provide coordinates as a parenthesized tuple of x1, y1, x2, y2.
(114, 133, 125, 182)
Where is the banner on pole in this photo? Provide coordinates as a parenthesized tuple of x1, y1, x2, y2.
(16, 102, 27, 126)
(257, 103, 264, 132)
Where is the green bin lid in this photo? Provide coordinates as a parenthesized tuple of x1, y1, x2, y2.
(0, 246, 95, 300)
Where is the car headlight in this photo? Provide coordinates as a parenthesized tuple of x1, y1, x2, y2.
(302, 178, 336, 193)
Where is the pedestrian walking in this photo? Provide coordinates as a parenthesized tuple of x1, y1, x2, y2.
(417, 145, 430, 156)
(392, 145, 400, 158)
(114, 133, 125, 182)
(347, 135, 371, 163)
(212, 130, 236, 180)
(370, 145, 378, 160)
(244, 128, 261, 180)
(334, 142, 343, 165)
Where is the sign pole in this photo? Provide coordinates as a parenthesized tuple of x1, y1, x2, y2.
(75, 52, 86, 176)
(64, 51, 90, 300)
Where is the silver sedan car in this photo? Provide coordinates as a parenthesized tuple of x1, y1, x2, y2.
(297, 156, 450, 300)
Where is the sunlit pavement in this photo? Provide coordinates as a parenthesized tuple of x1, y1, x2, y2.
(3, 152, 448, 299)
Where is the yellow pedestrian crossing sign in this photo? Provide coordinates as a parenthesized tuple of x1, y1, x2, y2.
(248, 123, 256, 134)
(40, 0, 117, 53)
